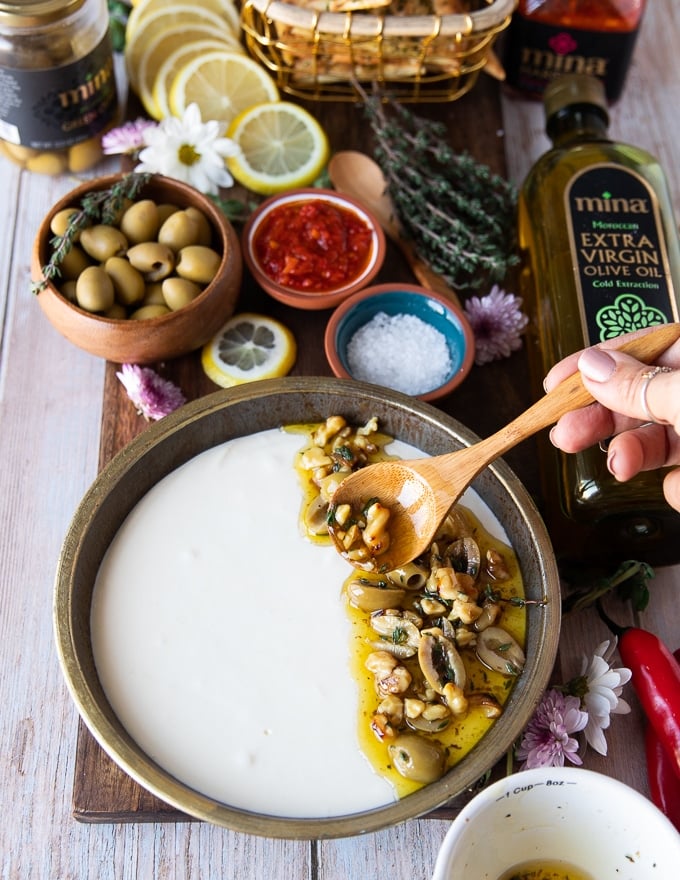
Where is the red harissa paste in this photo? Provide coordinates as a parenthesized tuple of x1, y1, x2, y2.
(253, 200, 374, 292)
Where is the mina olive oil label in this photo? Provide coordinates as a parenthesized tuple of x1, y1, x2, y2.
(565, 163, 679, 345)
(0, 34, 117, 149)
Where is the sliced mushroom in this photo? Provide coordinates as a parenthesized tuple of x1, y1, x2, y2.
(388, 733, 447, 784)
(447, 536, 481, 579)
(475, 626, 526, 676)
(418, 627, 467, 695)
(346, 580, 406, 612)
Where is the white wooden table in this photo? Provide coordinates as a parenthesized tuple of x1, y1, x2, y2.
(1, 3, 678, 877)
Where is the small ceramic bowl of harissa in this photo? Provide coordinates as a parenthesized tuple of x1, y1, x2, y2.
(324, 283, 476, 402)
(242, 188, 386, 310)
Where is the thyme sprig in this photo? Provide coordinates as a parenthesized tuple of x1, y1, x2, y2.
(360, 89, 519, 293)
(561, 559, 654, 615)
(32, 171, 152, 294)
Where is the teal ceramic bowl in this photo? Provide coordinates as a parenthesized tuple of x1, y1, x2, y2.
(324, 283, 475, 401)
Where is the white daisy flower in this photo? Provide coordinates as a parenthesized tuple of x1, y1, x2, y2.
(134, 103, 240, 195)
(579, 639, 632, 756)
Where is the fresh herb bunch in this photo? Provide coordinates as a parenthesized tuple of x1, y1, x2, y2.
(561, 559, 654, 615)
(32, 172, 152, 294)
(361, 92, 519, 293)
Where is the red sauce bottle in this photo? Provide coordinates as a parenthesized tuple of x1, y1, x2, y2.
(502, 0, 647, 102)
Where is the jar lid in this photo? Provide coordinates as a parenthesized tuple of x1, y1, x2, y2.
(543, 74, 609, 123)
(0, 0, 85, 26)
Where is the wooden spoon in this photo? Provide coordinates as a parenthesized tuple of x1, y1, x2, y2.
(328, 324, 680, 571)
(327, 150, 462, 307)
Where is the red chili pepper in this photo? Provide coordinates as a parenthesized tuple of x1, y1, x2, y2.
(645, 648, 680, 831)
(597, 602, 680, 780)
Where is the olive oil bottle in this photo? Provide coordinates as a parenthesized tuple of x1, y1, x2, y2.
(518, 73, 680, 566)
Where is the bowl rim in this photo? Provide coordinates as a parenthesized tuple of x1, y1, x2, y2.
(241, 187, 386, 308)
(53, 376, 560, 839)
(324, 282, 476, 401)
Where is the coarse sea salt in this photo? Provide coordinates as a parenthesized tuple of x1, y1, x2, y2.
(346, 311, 453, 395)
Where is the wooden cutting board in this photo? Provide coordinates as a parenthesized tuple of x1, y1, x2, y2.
(71, 76, 540, 823)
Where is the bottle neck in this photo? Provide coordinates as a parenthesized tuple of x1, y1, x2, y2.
(546, 105, 611, 147)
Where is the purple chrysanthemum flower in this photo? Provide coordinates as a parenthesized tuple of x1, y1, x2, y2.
(516, 688, 588, 770)
(102, 118, 158, 156)
(116, 364, 186, 421)
(464, 285, 529, 366)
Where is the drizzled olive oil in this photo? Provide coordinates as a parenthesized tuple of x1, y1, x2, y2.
(498, 860, 594, 880)
(518, 73, 680, 565)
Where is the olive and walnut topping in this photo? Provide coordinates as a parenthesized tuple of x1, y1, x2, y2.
(296, 416, 527, 788)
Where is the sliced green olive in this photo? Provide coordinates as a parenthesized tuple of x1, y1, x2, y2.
(346, 580, 406, 612)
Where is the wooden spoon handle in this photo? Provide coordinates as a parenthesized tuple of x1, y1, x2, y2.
(440, 323, 680, 484)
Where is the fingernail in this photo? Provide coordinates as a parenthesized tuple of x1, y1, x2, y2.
(607, 449, 618, 477)
(548, 426, 558, 447)
(578, 348, 617, 382)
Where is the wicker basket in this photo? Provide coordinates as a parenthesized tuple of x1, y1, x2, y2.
(240, 0, 515, 102)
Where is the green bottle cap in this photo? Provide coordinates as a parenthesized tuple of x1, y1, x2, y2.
(543, 74, 609, 123)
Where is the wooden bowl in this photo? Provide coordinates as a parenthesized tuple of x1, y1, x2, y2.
(54, 377, 561, 838)
(32, 174, 243, 364)
(242, 188, 386, 310)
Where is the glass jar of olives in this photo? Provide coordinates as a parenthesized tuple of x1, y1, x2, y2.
(0, 0, 119, 175)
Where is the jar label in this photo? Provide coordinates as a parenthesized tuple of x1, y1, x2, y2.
(565, 164, 679, 345)
(503, 17, 640, 102)
(0, 32, 117, 150)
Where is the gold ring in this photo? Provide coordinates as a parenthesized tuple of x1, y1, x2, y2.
(640, 365, 674, 424)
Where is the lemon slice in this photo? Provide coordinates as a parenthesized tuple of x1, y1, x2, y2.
(137, 29, 241, 119)
(152, 38, 245, 120)
(168, 50, 280, 128)
(126, 6, 237, 91)
(226, 102, 330, 195)
(127, 0, 241, 40)
(201, 313, 297, 387)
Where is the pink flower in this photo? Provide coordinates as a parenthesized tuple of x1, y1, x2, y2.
(464, 285, 529, 365)
(102, 118, 158, 156)
(516, 689, 588, 769)
(116, 364, 186, 421)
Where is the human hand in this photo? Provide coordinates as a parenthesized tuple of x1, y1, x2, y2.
(543, 326, 680, 512)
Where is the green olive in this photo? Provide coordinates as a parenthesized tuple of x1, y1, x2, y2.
(68, 136, 103, 173)
(142, 282, 166, 306)
(161, 277, 203, 310)
(387, 733, 447, 784)
(104, 256, 145, 307)
(50, 208, 80, 238)
(58, 244, 91, 281)
(127, 242, 175, 281)
(59, 280, 78, 303)
(156, 203, 180, 225)
(158, 210, 202, 252)
(26, 151, 67, 175)
(120, 199, 160, 244)
(129, 303, 171, 320)
(184, 206, 213, 246)
(104, 302, 127, 320)
(175, 245, 220, 284)
(346, 580, 406, 612)
(80, 224, 128, 262)
(75, 265, 115, 313)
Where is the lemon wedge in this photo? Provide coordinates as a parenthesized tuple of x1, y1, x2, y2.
(168, 50, 280, 128)
(226, 102, 330, 195)
(201, 313, 297, 387)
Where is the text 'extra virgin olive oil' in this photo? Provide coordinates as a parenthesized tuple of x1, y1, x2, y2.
(518, 73, 680, 566)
